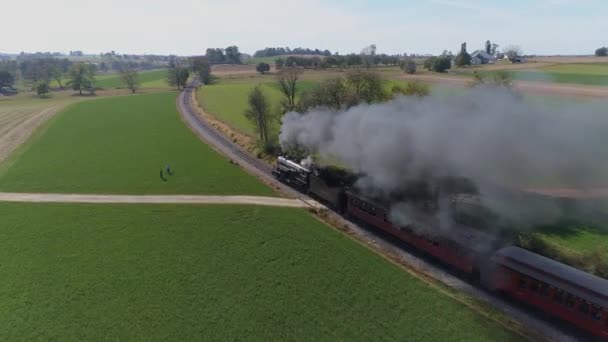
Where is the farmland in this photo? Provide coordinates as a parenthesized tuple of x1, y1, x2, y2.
(0, 92, 274, 196)
(198, 79, 318, 136)
(95, 69, 168, 89)
(471, 63, 608, 86)
(0, 202, 523, 341)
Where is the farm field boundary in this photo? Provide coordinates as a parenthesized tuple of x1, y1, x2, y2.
(0, 192, 306, 207)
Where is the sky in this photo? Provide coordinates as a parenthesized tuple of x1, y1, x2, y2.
(2, 0, 607, 56)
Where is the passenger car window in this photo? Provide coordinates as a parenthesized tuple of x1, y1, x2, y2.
(591, 305, 602, 321)
(565, 294, 575, 308)
(580, 301, 589, 314)
(553, 289, 564, 304)
(540, 283, 550, 297)
(518, 277, 526, 290)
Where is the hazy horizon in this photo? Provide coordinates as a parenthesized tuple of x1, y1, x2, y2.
(4, 0, 607, 56)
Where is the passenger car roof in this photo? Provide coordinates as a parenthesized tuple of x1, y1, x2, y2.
(494, 246, 608, 308)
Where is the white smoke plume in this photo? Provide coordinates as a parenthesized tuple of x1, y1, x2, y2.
(279, 87, 608, 231)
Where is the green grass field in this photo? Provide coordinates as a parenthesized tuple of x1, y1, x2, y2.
(0, 202, 522, 341)
(0, 92, 274, 196)
(480, 63, 608, 86)
(95, 69, 167, 89)
(198, 80, 319, 136)
(245, 56, 279, 65)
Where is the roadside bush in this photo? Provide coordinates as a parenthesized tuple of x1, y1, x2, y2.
(256, 62, 271, 74)
(35, 80, 50, 97)
(423, 56, 451, 73)
(454, 52, 472, 67)
(400, 59, 417, 74)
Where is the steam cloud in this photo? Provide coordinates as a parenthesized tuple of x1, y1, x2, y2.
(280, 87, 608, 231)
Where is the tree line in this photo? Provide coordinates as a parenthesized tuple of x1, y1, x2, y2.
(244, 68, 429, 156)
(254, 47, 332, 58)
(274, 53, 401, 69)
(205, 46, 242, 65)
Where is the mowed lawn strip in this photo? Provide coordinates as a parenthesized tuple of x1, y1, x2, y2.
(0, 203, 522, 341)
(0, 92, 274, 196)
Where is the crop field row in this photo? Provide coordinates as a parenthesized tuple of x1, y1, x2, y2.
(0, 202, 522, 341)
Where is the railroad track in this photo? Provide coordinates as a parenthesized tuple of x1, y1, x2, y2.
(177, 80, 580, 342)
(180, 85, 273, 176)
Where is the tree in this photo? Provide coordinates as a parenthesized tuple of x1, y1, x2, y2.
(275, 58, 285, 69)
(423, 57, 437, 70)
(455, 51, 472, 67)
(455, 42, 472, 67)
(595, 47, 608, 57)
(486, 40, 492, 54)
(346, 69, 386, 104)
(120, 66, 139, 93)
(190, 56, 212, 85)
(167, 56, 189, 90)
(425, 56, 451, 73)
(224, 46, 242, 64)
(503, 45, 523, 61)
(35, 80, 49, 97)
(277, 68, 302, 112)
(297, 77, 351, 112)
(361, 44, 377, 68)
(48, 65, 65, 89)
(0, 70, 15, 88)
(256, 62, 270, 74)
(244, 85, 271, 143)
(400, 59, 417, 74)
(205, 48, 226, 64)
(391, 81, 429, 97)
(66, 62, 95, 95)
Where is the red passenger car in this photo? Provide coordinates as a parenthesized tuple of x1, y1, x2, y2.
(492, 246, 608, 340)
(345, 190, 496, 276)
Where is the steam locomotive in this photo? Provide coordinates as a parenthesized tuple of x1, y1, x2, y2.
(273, 156, 608, 340)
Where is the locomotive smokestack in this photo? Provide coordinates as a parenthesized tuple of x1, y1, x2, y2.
(279, 87, 608, 230)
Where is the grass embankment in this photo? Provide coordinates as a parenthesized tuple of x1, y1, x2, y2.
(95, 69, 167, 89)
(0, 202, 523, 341)
(0, 92, 274, 196)
(521, 223, 608, 278)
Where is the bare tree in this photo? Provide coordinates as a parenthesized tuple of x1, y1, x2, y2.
(244, 85, 270, 143)
(361, 44, 377, 68)
(503, 45, 523, 61)
(120, 66, 139, 93)
(277, 68, 302, 113)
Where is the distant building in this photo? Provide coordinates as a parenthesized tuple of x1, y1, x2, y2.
(470, 50, 496, 65)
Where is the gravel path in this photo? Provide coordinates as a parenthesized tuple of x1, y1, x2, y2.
(0, 192, 309, 208)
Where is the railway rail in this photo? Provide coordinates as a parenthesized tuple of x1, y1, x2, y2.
(177, 80, 581, 342)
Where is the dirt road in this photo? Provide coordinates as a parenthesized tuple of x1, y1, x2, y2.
(0, 192, 310, 208)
